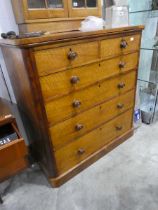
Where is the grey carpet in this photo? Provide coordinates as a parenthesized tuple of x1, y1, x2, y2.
(0, 122, 158, 210)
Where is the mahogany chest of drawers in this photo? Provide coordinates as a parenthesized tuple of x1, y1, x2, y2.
(0, 26, 144, 187)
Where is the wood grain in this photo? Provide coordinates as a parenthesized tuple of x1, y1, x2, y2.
(40, 52, 138, 100)
(55, 109, 133, 175)
(50, 129, 133, 187)
(35, 41, 99, 75)
(45, 70, 136, 125)
(50, 90, 135, 150)
(101, 34, 141, 59)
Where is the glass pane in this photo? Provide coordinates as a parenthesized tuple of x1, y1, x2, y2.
(28, 0, 46, 8)
(87, 0, 97, 7)
(47, 0, 63, 8)
(72, 0, 85, 8)
(138, 80, 157, 124)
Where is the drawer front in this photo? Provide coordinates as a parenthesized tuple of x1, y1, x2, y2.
(55, 109, 133, 175)
(101, 34, 141, 59)
(40, 53, 138, 100)
(50, 90, 135, 150)
(35, 41, 99, 76)
(46, 70, 136, 125)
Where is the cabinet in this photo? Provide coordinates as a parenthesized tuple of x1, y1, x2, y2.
(11, 0, 101, 33)
(0, 26, 143, 187)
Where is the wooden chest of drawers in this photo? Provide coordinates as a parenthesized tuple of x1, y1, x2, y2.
(0, 26, 144, 187)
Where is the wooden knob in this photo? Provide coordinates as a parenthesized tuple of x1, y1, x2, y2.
(75, 124, 84, 131)
(119, 61, 126, 68)
(120, 40, 128, 49)
(68, 50, 78, 60)
(77, 148, 85, 155)
(72, 100, 81, 108)
(116, 125, 123, 131)
(118, 82, 125, 89)
(70, 76, 80, 84)
(117, 103, 124, 109)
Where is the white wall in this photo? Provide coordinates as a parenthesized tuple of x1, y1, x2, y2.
(0, 0, 18, 102)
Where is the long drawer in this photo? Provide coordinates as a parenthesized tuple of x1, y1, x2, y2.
(55, 109, 133, 175)
(35, 41, 99, 76)
(101, 34, 141, 59)
(40, 52, 138, 100)
(50, 90, 135, 151)
(45, 70, 136, 125)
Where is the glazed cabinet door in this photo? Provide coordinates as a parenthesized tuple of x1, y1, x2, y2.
(24, 0, 68, 19)
(68, 0, 102, 17)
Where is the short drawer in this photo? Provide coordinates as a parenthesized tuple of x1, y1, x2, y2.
(35, 41, 99, 76)
(40, 52, 138, 100)
(50, 90, 135, 150)
(45, 70, 136, 125)
(55, 109, 133, 175)
(101, 34, 141, 59)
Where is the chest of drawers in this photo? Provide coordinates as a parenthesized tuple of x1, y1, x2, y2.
(0, 26, 144, 187)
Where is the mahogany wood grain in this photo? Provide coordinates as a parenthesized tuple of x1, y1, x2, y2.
(45, 70, 136, 125)
(1, 47, 56, 177)
(40, 52, 138, 99)
(55, 109, 133, 175)
(50, 90, 135, 151)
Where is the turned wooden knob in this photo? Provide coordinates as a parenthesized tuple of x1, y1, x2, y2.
(116, 125, 123, 131)
(120, 40, 128, 49)
(118, 82, 126, 89)
(70, 76, 80, 84)
(68, 50, 78, 60)
(72, 100, 81, 108)
(75, 124, 84, 131)
(119, 61, 126, 68)
(117, 103, 124, 109)
(77, 148, 85, 155)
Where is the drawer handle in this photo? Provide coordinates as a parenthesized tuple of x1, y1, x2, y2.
(68, 50, 78, 60)
(119, 61, 126, 68)
(118, 82, 126, 89)
(117, 103, 124, 109)
(75, 124, 84, 131)
(120, 40, 128, 49)
(77, 148, 85, 155)
(116, 125, 123, 131)
(70, 76, 80, 84)
(72, 100, 81, 108)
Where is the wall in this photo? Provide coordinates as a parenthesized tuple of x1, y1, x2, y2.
(0, 0, 18, 102)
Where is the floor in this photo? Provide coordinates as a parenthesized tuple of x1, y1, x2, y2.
(1, 122, 158, 210)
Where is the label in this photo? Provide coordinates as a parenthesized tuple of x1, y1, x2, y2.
(130, 37, 134, 42)
(134, 109, 141, 122)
